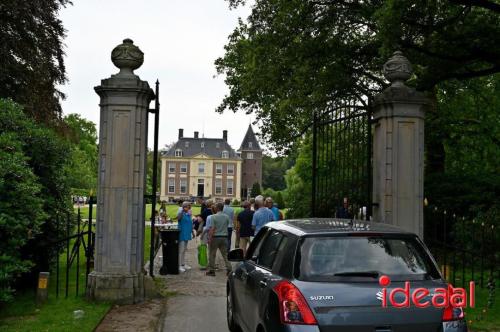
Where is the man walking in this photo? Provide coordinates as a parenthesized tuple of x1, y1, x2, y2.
(206, 202, 232, 276)
(237, 201, 254, 256)
(252, 195, 275, 235)
(223, 198, 235, 250)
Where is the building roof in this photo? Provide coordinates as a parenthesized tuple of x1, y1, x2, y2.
(239, 125, 262, 151)
(163, 137, 240, 159)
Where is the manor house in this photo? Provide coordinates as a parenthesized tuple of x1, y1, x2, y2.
(160, 125, 262, 202)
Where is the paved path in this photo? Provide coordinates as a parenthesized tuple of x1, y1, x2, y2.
(153, 238, 231, 332)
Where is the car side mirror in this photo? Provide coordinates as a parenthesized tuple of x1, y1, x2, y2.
(228, 248, 244, 261)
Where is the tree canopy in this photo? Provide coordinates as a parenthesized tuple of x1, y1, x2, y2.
(217, 0, 500, 152)
(0, 0, 71, 124)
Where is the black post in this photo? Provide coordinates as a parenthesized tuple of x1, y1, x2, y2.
(442, 210, 447, 280)
(149, 80, 160, 277)
(471, 219, 475, 282)
(311, 110, 318, 217)
(480, 222, 485, 287)
(462, 217, 466, 289)
(86, 196, 93, 288)
(366, 102, 372, 220)
(76, 207, 81, 296)
(56, 214, 60, 298)
(65, 212, 70, 298)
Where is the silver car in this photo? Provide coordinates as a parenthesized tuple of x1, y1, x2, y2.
(227, 219, 468, 332)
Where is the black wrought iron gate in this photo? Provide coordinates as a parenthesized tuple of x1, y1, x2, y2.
(311, 102, 372, 219)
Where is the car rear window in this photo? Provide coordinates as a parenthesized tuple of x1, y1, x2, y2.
(295, 236, 441, 282)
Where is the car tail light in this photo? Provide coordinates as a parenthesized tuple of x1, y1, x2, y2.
(273, 280, 317, 325)
(442, 305, 464, 321)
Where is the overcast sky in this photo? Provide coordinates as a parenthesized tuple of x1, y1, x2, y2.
(59, 0, 256, 151)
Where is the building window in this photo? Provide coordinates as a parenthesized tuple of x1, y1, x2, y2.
(185, 141, 189, 148)
(216, 142, 220, 148)
(169, 163, 176, 173)
(222, 150, 229, 158)
(216, 163, 222, 174)
(249, 142, 253, 148)
(227, 179, 234, 195)
(215, 179, 222, 195)
(175, 149, 183, 157)
(198, 162, 205, 173)
(227, 164, 234, 175)
(201, 142, 205, 148)
(180, 179, 187, 194)
(180, 163, 187, 173)
(247, 152, 254, 159)
(168, 178, 175, 193)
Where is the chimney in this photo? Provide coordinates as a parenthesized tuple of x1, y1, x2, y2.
(178, 128, 183, 139)
(223, 130, 228, 141)
(194, 131, 199, 139)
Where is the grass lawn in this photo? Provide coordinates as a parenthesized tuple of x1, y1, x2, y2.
(0, 225, 111, 332)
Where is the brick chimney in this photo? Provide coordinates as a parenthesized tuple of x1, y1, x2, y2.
(178, 128, 183, 139)
(194, 131, 199, 139)
(223, 130, 228, 141)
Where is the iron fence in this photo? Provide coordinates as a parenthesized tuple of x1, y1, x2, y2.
(52, 198, 94, 298)
(423, 205, 498, 292)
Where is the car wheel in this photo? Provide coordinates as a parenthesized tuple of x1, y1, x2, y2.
(227, 286, 239, 332)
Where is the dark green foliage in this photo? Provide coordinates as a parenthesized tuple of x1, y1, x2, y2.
(0, 0, 72, 124)
(0, 100, 46, 301)
(0, 99, 72, 301)
(275, 191, 285, 209)
(218, 0, 500, 152)
(251, 182, 262, 197)
(262, 154, 288, 191)
(284, 136, 312, 218)
(64, 114, 98, 193)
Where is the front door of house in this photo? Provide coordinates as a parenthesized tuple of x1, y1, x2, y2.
(197, 179, 204, 197)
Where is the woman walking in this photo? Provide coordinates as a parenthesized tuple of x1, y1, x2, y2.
(177, 201, 193, 272)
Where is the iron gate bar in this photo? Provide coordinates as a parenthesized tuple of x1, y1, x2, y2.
(149, 80, 160, 277)
(65, 211, 70, 298)
(86, 196, 93, 289)
(311, 110, 318, 217)
(76, 208, 80, 296)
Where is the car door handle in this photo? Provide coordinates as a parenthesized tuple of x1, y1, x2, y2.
(259, 280, 268, 288)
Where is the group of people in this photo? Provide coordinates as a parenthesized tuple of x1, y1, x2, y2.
(171, 195, 283, 276)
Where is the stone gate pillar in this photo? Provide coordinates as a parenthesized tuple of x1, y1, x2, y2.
(372, 51, 430, 238)
(87, 39, 154, 303)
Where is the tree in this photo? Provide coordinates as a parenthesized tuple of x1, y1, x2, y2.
(0, 0, 71, 124)
(0, 100, 45, 301)
(251, 182, 262, 197)
(262, 154, 289, 190)
(64, 114, 98, 193)
(217, 0, 500, 152)
(0, 98, 72, 290)
(275, 191, 286, 209)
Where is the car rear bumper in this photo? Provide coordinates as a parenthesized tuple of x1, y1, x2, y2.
(282, 325, 321, 332)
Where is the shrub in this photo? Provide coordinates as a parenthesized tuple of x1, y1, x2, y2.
(0, 100, 46, 302)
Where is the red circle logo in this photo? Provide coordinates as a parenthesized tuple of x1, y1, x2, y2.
(379, 275, 391, 287)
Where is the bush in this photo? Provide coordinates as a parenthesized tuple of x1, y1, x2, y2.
(0, 100, 46, 301)
(0, 99, 72, 300)
(231, 199, 240, 206)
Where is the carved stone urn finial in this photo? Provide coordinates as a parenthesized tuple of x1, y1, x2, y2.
(383, 51, 412, 87)
(111, 38, 144, 76)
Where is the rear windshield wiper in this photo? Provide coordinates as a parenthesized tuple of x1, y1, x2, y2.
(333, 271, 380, 278)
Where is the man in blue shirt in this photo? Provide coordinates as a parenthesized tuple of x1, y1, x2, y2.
(223, 199, 235, 250)
(252, 195, 275, 234)
(266, 197, 280, 221)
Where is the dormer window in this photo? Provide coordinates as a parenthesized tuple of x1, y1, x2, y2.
(249, 142, 253, 148)
(175, 149, 183, 157)
(185, 141, 189, 148)
(201, 142, 205, 148)
(222, 150, 229, 159)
